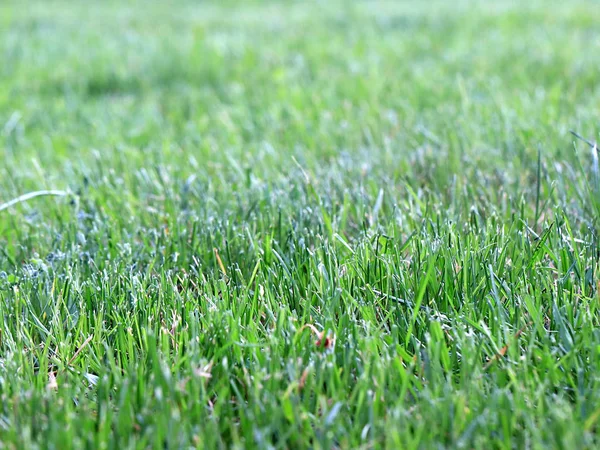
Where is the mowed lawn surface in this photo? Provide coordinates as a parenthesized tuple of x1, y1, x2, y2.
(1, 1, 600, 448)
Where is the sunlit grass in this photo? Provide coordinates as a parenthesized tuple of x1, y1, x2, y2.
(0, 1, 600, 448)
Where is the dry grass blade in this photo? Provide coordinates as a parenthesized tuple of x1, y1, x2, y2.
(299, 324, 336, 350)
(66, 334, 94, 368)
(213, 248, 228, 279)
(0, 190, 69, 213)
(483, 323, 531, 371)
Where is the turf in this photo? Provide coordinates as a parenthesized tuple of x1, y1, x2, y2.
(1, 0, 600, 448)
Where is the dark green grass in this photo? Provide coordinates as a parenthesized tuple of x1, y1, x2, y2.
(1, 1, 600, 448)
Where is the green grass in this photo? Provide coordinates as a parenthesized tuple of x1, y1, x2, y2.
(1, 0, 600, 448)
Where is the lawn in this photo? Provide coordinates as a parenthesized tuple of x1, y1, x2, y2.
(1, 0, 600, 448)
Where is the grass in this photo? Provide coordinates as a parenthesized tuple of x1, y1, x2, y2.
(1, 0, 600, 448)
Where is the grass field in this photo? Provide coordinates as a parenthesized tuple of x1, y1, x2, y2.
(1, 0, 600, 448)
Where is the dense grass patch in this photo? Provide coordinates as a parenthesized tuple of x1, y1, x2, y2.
(1, 1, 600, 448)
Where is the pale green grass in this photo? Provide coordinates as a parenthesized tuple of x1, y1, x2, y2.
(1, 1, 600, 448)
